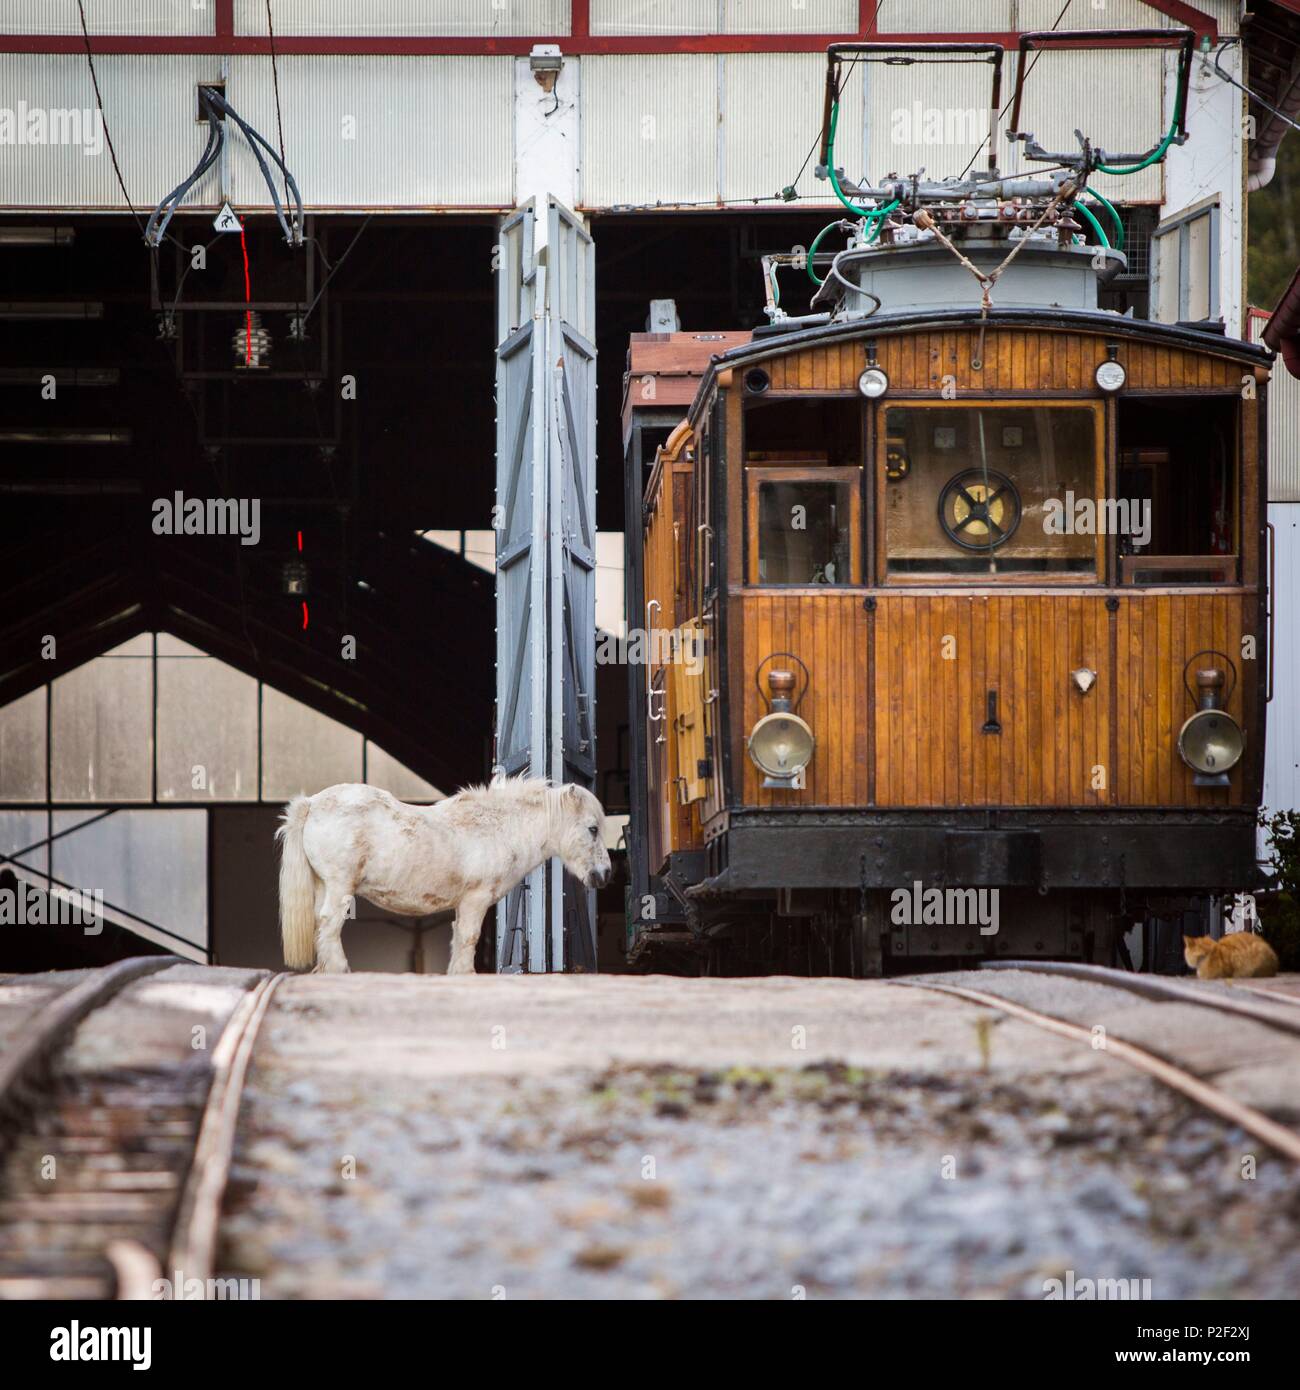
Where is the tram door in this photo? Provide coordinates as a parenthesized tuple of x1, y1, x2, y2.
(870, 592, 1114, 808)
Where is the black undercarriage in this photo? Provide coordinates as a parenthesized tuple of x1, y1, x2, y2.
(630, 809, 1260, 976)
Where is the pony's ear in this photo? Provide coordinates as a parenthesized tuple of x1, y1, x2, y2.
(563, 783, 584, 810)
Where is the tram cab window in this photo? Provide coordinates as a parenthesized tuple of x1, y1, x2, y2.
(744, 396, 862, 585)
(748, 466, 861, 584)
(880, 404, 1101, 578)
(1116, 398, 1239, 585)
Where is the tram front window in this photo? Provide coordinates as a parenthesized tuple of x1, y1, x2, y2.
(881, 404, 1101, 578)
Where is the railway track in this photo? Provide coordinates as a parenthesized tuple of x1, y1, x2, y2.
(0, 959, 280, 1299)
(895, 960, 1300, 1164)
(980, 959, 1300, 1037)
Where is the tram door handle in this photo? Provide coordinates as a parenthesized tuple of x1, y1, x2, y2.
(981, 688, 1001, 734)
(1267, 521, 1275, 704)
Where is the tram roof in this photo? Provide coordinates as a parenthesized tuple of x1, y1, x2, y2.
(682, 307, 1272, 425)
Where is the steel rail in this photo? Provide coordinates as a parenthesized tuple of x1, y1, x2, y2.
(168, 973, 286, 1287)
(978, 959, 1300, 1039)
(0, 956, 174, 1150)
(1232, 981, 1300, 1009)
(894, 977, 1300, 1164)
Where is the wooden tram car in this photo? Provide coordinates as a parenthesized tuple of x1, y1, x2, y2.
(620, 36, 1272, 975)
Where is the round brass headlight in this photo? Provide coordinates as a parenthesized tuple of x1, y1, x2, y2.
(1177, 708, 1244, 775)
(747, 712, 815, 779)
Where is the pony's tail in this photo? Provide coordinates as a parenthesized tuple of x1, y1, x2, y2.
(276, 796, 318, 970)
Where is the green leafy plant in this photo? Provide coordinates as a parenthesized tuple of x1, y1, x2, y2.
(1248, 135, 1300, 312)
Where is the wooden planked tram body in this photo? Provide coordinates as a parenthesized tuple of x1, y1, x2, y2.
(624, 311, 1271, 969)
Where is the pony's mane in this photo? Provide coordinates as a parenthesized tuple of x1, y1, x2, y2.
(454, 773, 554, 805)
(451, 774, 567, 842)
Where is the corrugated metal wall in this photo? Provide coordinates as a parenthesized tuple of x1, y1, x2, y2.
(1001, 47, 1165, 202)
(1271, 371, 1299, 503)
(581, 54, 718, 206)
(0, 13, 1225, 211)
(0, 54, 514, 210)
(222, 55, 514, 209)
(234, 0, 571, 38)
(1263, 504, 1300, 818)
(1251, 315, 1300, 503)
(583, 51, 863, 208)
(864, 51, 1012, 192)
(0, 2, 211, 35)
(590, 0, 712, 35)
(721, 51, 862, 204)
(876, 1, 1238, 35)
(876, 0, 1014, 29)
(590, 1, 857, 34)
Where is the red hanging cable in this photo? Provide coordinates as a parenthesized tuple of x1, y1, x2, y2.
(238, 217, 252, 365)
(298, 530, 307, 628)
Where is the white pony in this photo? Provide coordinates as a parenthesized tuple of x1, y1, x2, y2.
(277, 777, 611, 975)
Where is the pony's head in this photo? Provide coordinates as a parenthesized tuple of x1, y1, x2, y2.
(553, 783, 612, 890)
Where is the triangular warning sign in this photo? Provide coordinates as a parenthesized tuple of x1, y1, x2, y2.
(213, 202, 241, 233)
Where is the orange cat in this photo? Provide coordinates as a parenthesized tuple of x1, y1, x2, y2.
(1183, 932, 1279, 980)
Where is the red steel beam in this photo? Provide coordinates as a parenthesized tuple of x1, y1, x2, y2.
(0, 32, 1079, 55)
(0, 0, 1219, 55)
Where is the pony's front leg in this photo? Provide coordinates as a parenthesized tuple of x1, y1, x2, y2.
(448, 894, 491, 975)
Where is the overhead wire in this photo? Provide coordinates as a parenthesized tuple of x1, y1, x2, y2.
(265, 0, 292, 212)
(1208, 39, 1300, 139)
(74, 0, 145, 234)
(957, 0, 1076, 181)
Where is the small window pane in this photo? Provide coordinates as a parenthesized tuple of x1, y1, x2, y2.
(51, 636, 153, 801)
(261, 687, 363, 799)
(0, 688, 46, 801)
(756, 477, 855, 584)
(365, 742, 442, 802)
(156, 638, 258, 801)
(1186, 213, 1212, 321)
(0, 810, 49, 879)
(51, 809, 206, 949)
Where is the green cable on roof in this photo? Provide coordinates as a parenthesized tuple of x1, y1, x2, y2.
(1096, 122, 1177, 176)
(826, 100, 899, 228)
(1074, 201, 1110, 249)
(1085, 189, 1124, 249)
(805, 220, 842, 286)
